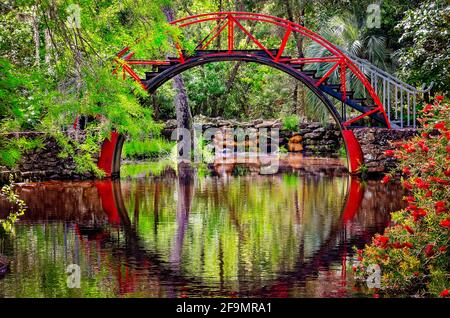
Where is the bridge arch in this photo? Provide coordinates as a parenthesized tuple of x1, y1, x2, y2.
(99, 12, 393, 176)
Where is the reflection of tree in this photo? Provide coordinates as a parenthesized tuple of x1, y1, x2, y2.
(170, 163, 194, 267)
(1, 177, 405, 297)
(125, 173, 350, 289)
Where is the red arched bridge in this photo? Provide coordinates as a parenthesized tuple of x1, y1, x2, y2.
(98, 12, 396, 176)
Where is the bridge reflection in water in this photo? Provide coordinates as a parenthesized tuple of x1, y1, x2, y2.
(0, 163, 405, 297)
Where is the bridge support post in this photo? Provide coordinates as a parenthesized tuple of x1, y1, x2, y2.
(97, 132, 124, 178)
(342, 130, 364, 174)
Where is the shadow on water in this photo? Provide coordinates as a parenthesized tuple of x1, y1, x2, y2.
(0, 156, 406, 297)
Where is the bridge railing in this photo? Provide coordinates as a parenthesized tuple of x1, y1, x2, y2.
(342, 49, 433, 129)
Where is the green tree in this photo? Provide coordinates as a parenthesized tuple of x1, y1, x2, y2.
(395, 0, 450, 95)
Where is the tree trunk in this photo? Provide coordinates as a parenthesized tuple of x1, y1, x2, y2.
(216, 0, 223, 49)
(285, 0, 305, 56)
(162, 6, 193, 159)
(31, 5, 40, 66)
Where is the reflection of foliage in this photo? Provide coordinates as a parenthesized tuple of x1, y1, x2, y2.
(120, 160, 175, 179)
(124, 175, 348, 287)
(0, 223, 140, 297)
(0, 176, 26, 236)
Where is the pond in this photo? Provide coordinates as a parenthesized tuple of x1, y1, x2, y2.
(0, 154, 406, 297)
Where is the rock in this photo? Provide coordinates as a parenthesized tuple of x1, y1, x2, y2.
(289, 134, 303, 144)
(307, 122, 323, 130)
(288, 143, 303, 152)
(255, 121, 274, 129)
(303, 131, 323, 139)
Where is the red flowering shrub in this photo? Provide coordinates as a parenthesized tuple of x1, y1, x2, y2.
(355, 97, 449, 297)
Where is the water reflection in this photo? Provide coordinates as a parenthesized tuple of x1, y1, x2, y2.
(0, 160, 405, 297)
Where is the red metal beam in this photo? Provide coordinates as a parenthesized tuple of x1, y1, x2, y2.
(342, 130, 364, 174)
(315, 62, 340, 87)
(275, 26, 292, 61)
(199, 18, 228, 50)
(343, 107, 380, 127)
(230, 16, 275, 59)
(98, 131, 120, 178)
(125, 60, 170, 65)
(340, 63, 347, 102)
(227, 14, 234, 53)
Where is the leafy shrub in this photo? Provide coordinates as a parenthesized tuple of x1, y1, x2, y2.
(0, 136, 44, 168)
(0, 176, 26, 236)
(355, 96, 449, 297)
(282, 115, 300, 131)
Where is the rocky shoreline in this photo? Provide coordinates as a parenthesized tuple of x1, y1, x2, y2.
(0, 118, 419, 182)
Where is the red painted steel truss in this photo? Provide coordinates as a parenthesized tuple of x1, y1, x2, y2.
(113, 12, 391, 128)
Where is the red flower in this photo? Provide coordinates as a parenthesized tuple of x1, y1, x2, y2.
(404, 225, 414, 234)
(422, 104, 433, 112)
(381, 175, 391, 184)
(439, 246, 447, 253)
(440, 219, 450, 229)
(435, 201, 447, 213)
(405, 196, 415, 203)
(412, 209, 427, 221)
(429, 177, 449, 186)
(392, 241, 403, 249)
(440, 290, 449, 297)
(414, 178, 430, 189)
(424, 244, 435, 257)
(434, 121, 446, 130)
(436, 95, 444, 102)
(425, 190, 432, 197)
(384, 149, 395, 157)
(446, 146, 450, 153)
(402, 167, 411, 175)
(404, 242, 413, 249)
(445, 169, 450, 177)
(374, 235, 390, 248)
(403, 181, 413, 190)
(421, 132, 429, 138)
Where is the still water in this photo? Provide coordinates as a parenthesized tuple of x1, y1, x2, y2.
(0, 156, 405, 297)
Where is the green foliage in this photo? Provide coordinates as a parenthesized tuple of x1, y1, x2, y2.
(395, 0, 450, 94)
(305, 13, 390, 97)
(282, 115, 300, 131)
(0, 0, 172, 174)
(279, 144, 288, 154)
(338, 144, 347, 158)
(120, 160, 174, 179)
(0, 136, 44, 168)
(182, 62, 296, 120)
(0, 176, 27, 237)
(122, 138, 174, 160)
